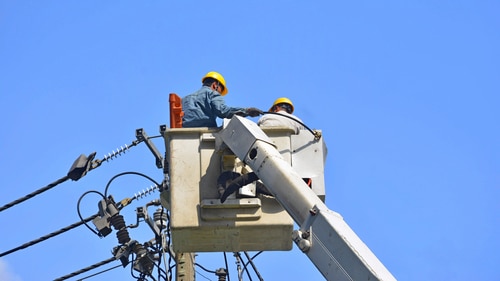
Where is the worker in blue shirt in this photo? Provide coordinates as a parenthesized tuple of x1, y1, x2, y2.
(182, 71, 263, 128)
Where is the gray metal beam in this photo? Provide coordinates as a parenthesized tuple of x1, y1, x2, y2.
(220, 116, 396, 281)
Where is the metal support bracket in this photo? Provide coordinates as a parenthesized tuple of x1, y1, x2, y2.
(136, 128, 163, 169)
(292, 205, 319, 252)
(135, 204, 162, 237)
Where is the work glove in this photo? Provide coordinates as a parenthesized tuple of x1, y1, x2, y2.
(234, 110, 248, 117)
(246, 107, 263, 117)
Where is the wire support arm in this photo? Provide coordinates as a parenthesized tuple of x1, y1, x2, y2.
(135, 128, 164, 169)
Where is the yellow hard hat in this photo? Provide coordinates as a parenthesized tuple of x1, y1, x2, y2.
(202, 71, 228, 95)
(270, 97, 294, 113)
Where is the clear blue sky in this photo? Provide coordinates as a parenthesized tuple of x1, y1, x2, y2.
(1, 1, 499, 280)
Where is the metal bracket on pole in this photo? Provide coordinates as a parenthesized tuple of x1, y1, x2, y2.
(135, 204, 161, 237)
(136, 128, 163, 169)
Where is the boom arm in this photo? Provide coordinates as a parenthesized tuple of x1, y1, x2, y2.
(219, 116, 396, 281)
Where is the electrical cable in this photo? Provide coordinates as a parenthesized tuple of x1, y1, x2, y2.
(77, 190, 106, 235)
(53, 256, 116, 281)
(104, 171, 162, 198)
(139, 246, 168, 280)
(243, 252, 264, 281)
(156, 207, 167, 281)
(244, 251, 263, 268)
(194, 263, 217, 274)
(0, 138, 142, 214)
(223, 252, 231, 281)
(130, 252, 138, 279)
(234, 252, 252, 281)
(0, 182, 162, 258)
(150, 257, 168, 281)
(262, 111, 322, 140)
(146, 273, 156, 281)
(166, 212, 174, 281)
(234, 252, 243, 281)
(76, 264, 123, 281)
(0, 213, 98, 258)
(195, 270, 212, 281)
(156, 242, 163, 281)
(162, 249, 170, 281)
(0, 175, 69, 213)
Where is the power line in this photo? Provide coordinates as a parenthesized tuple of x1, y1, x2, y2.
(243, 252, 264, 281)
(195, 263, 217, 274)
(53, 256, 117, 281)
(76, 264, 123, 281)
(0, 175, 70, 213)
(0, 214, 97, 257)
(0, 152, 96, 213)
(0, 139, 143, 214)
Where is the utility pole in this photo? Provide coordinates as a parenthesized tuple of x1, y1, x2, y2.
(176, 252, 195, 281)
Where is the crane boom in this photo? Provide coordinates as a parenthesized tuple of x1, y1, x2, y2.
(219, 116, 396, 281)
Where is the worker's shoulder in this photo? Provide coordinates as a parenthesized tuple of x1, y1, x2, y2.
(182, 87, 210, 99)
(194, 86, 220, 97)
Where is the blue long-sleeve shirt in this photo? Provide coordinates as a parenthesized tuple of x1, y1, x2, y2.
(182, 86, 246, 127)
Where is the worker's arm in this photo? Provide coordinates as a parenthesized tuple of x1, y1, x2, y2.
(211, 93, 262, 118)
